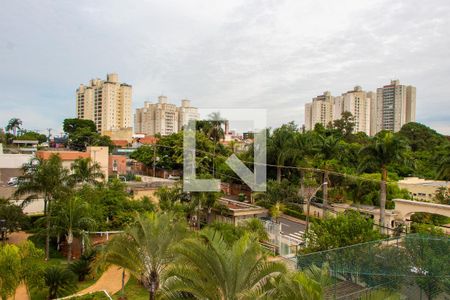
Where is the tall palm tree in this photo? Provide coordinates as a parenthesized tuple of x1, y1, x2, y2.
(5, 118, 22, 136)
(312, 134, 341, 208)
(70, 157, 104, 184)
(359, 132, 409, 233)
(100, 213, 187, 300)
(267, 124, 297, 182)
(15, 154, 72, 260)
(163, 229, 286, 299)
(52, 196, 96, 262)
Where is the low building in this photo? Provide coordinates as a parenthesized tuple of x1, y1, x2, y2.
(0, 144, 33, 184)
(212, 198, 268, 225)
(36, 146, 127, 180)
(398, 177, 450, 201)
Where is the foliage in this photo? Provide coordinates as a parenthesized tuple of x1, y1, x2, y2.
(99, 213, 187, 300)
(0, 198, 28, 237)
(15, 130, 48, 143)
(69, 250, 97, 282)
(15, 154, 72, 260)
(433, 186, 450, 205)
(44, 265, 77, 299)
(70, 158, 105, 184)
(163, 229, 286, 299)
(260, 265, 330, 300)
(0, 241, 45, 299)
(63, 118, 113, 151)
(5, 118, 22, 135)
(303, 211, 383, 253)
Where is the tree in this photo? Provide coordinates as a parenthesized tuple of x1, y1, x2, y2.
(270, 202, 285, 223)
(359, 132, 409, 232)
(240, 218, 269, 241)
(303, 211, 382, 253)
(332, 111, 355, 138)
(70, 157, 105, 184)
(436, 145, 450, 180)
(267, 123, 297, 182)
(5, 118, 22, 136)
(100, 213, 187, 300)
(0, 244, 21, 299)
(0, 241, 45, 300)
(15, 154, 72, 260)
(52, 196, 96, 262)
(261, 266, 330, 300)
(16, 131, 48, 144)
(63, 118, 97, 134)
(163, 229, 286, 299)
(434, 187, 450, 205)
(0, 198, 27, 240)
(44, 266, 77, 299)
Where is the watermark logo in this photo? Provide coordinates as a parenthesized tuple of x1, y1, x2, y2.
(183, 109, 267, 192)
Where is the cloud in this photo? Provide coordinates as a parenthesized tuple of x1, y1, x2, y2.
(0, 0, 449, 135)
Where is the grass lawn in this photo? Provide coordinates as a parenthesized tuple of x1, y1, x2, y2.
(113, 277, 148, 300)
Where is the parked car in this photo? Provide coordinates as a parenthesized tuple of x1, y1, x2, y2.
(168, 175, 181, 180)
(7, 177, 18, 186)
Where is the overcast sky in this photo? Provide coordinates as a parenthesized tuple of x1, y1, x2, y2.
(1, 0, 449, 135)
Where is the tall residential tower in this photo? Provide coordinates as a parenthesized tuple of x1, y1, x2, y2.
(76, 73, 132, 134)
(134, 96, 199, 136)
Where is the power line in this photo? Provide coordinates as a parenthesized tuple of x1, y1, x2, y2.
(141, 143, 394, 185)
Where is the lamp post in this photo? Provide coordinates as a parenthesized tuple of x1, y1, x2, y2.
(305, 181, 327, 234)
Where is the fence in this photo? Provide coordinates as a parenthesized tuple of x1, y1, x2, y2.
(297, 234, 450, 299)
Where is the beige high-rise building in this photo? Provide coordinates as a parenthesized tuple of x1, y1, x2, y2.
(76, 73, 132, 134)
(339, 86, 373, 136)
(376, 80, 416, 134)
(304, 91, 334, 130)
(304, 80, 416, 136)
(134, 96, 199, 136)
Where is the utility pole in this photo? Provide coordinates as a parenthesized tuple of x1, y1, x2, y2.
(46, 128, 52, 143)
(153, 143, 156, 177)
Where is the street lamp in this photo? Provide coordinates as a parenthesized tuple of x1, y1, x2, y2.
(305, 181, 327, 234)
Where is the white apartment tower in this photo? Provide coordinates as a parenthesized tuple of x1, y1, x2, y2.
(332, 86, 375, 136)
(304, 80, 416, 136)
(76, 73, 132, 134)
(304, 91, 334, 130)
(134, 96, 199, 136)
(376, 80, 416, 133)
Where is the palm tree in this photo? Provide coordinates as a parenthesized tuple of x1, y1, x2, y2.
(261, 265, 330, 300)
(52, 196, 96, 262)
(267, 124, 297, 182)
(70, 157, 104, 184)
(5, 118, 22, 136)
(100, 213, 187, 300)
(240, 218, 269, 241)
(163, 229, 286, 299)
(359, 132, 409, 233)
(14, 154, 72, 260)
(44, 266, 77, 299)
(436, 145, 450, 180)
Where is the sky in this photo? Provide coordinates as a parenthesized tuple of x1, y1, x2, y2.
(1, 0, 449, 136)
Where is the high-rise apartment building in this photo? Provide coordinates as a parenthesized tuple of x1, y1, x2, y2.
(304, 80, 416, 136)
(304, 91, 334, 130)
(134, 96, 199, 136)
(376, 80, 416, 133)
(333, 86, 374, 136)
(76, 73, 132, 134)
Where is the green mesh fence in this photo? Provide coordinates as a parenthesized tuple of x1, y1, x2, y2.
(297, 234, 450, 299)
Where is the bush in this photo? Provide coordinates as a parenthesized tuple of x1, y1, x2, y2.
(283, 208, 305, 220)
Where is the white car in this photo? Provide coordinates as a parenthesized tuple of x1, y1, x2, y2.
(7, 177, 18, 186)
(168, 175, 181, 180)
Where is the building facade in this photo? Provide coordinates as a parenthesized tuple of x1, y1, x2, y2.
(304, 80, 416, 136)
(76, 73, 132, 134)
(134, 96, 199, 136)
(376, 80, 416, 133)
